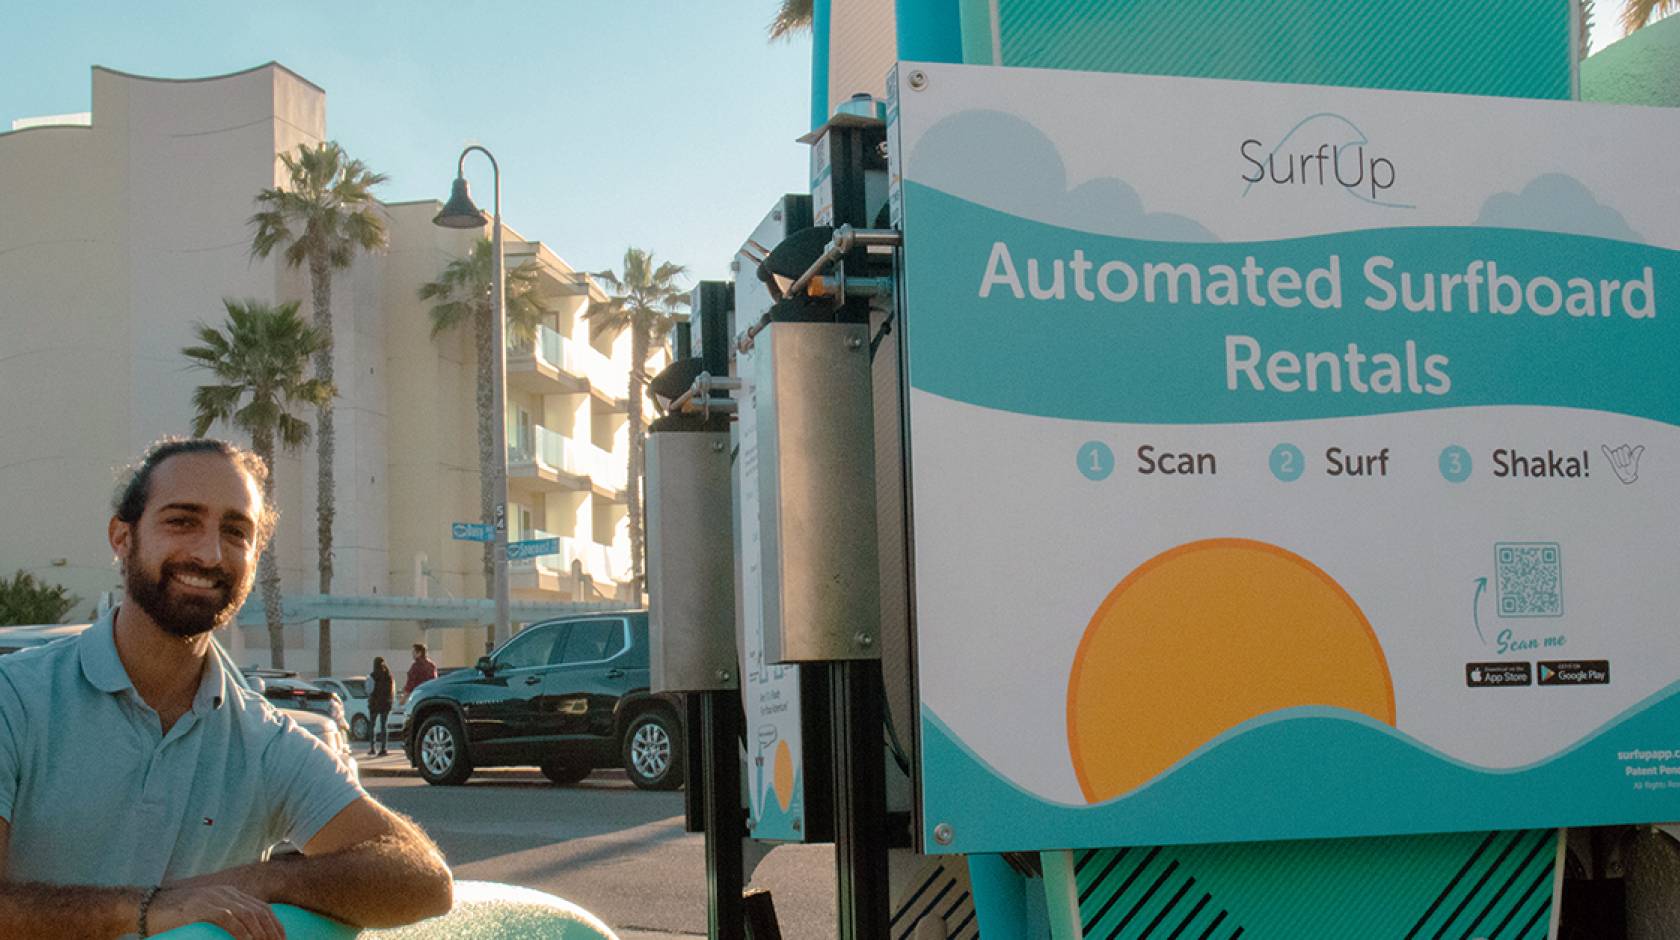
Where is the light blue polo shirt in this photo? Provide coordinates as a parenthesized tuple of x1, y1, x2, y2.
(0, 609, 365, 886)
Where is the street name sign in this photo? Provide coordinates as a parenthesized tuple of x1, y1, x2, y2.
(507, 538, 560, 561)
(451, 522, 495, 542)
(891, 62, 1680, 853)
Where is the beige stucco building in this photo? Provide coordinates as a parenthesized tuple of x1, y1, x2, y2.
(0, 63, 647, 672)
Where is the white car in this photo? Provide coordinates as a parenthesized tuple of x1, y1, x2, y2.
(316, 675, 406, 744)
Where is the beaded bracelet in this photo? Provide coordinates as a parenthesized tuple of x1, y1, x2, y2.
(137, 884, 161, 938)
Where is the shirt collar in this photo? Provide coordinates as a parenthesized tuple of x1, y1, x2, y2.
(79, 606, 231, 712)
(78, 607, 132, 694)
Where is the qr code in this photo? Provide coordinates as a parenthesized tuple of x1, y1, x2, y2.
(1496, 542, 1562, 617)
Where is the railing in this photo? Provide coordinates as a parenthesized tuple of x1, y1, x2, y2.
(509, 425, 586, 479)
(585, 442, 627, 493)
(575, 340, 626, 401)
(511, 325, 628, 403)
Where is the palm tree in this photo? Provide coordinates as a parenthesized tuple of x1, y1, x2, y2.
(769, 0, 814, 39)
(1622, 0, 1678, 33)
(418, 238, 555, 591)
(586, 249, 690, 598)
(248, 141, 387, 677)
(1581, 0, 1597, 59)
(183, 299, 333, 669)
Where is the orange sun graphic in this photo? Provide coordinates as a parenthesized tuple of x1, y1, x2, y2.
(1067, 538, 1395, 803)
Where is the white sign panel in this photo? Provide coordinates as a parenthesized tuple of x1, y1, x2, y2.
(894, 62, 1680, 853)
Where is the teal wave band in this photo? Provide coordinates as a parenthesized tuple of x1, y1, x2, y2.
(919, 679, 1680, 852)
(899, 182, 1680, 425)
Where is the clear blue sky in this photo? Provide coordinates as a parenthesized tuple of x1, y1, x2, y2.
(2, 1, 814, 284)
(5, 3, 1646, 284)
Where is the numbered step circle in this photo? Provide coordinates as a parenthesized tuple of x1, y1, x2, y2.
(1439, 445, 1473, 483)
(1270, 443, 1305, 482)
(1078, 441, 1115, 481)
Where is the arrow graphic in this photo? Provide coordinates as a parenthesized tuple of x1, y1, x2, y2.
(1472, 577, 1488, 643)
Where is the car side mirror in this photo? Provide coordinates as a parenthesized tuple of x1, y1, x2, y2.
(249, 676, 267, 694)
(476, 656, 496, 675)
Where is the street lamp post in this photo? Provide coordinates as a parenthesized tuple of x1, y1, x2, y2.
(433, 146, 511, 649)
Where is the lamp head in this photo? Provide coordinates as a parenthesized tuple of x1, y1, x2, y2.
(433, 176, 488, 229)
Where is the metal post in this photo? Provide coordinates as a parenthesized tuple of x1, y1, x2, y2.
(488, 162, 510, 649)
(702, 690, 745, 940)
(434, 146, 512, 650)
(832, 659, 889, 940)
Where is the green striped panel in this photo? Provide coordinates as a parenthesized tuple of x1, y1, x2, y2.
(1071, 831, 1557, 939)
(892, 857, 979, 938)
(960, 0, 1572, 100)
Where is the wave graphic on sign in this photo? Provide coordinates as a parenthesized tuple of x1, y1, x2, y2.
(921, 679, 1680, 852)
(1067, 539, 1396, 801)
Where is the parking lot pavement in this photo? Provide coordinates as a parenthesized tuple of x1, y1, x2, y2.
(354, 750, 418, 776)
(364, 767, 836, 939)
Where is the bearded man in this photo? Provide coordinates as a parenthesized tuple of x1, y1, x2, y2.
(0, 438, 452, 939)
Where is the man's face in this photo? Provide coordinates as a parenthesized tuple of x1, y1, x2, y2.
(113, 452, 263, 638)
(413, 648, 424, 661)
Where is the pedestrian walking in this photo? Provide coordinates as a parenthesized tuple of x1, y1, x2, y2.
(402, 643, 438, 705)
(366, 656, 395, 756)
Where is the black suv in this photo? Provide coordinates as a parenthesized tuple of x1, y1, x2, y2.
(402, 611, 683, 789)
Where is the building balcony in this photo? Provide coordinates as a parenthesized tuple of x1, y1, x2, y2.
(507, 325, 589, 396)
(508, 424, 589, 494)
(578, 341, 628, 412)
(507, 324, 629, 412)
(584, 441, 627, 499)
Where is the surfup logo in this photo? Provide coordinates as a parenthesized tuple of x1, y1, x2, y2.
(1241, 113, 1412, 209)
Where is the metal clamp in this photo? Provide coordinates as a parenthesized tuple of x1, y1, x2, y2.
(737, 224, 903, 353)
(669, 372, 745, 418)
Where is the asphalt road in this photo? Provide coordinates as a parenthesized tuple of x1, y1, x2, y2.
(365, 766, 837, 940)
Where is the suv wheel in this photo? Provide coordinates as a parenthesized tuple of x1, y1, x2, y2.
(622, 710, 683, 791)
(416, 713, 474, 786)
(540, 758, 593, 786)
(350, 714, 370, 742)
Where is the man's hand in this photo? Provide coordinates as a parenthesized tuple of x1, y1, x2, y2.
(146, 884, 284, 940)
(169, 798, 451, 929)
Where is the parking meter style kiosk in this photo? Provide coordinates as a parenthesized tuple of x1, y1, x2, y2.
(649, 2, 1680, 938)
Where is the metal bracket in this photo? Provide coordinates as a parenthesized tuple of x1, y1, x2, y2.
(737, 224, 903, 353)
(669, 371, 745, 419)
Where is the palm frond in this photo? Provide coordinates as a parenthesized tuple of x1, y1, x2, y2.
(1622, 0, 1679, 32)
(182, 299, 333, 456)
(768, 0, 815, 40)
(249, 141, 388, 272)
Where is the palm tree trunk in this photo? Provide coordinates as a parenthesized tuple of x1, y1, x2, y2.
(252, 427, 286, 669)
(309, 251, 336, 677)
(475, 305, 497, 592)
(627, 322, 649, 601)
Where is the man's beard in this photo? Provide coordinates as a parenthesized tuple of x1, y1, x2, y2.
(124, 532, 252, 638)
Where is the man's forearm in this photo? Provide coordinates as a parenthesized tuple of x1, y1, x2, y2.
(0, 881, 140, 939)
(194, 829, 451, 928)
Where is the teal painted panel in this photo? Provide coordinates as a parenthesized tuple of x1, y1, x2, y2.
(959, 0, 1572, 100)
(902, 183, 1680, 427)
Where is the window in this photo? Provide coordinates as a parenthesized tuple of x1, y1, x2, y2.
(496, 625, 561, 671)
(558, 620, 625, 665)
